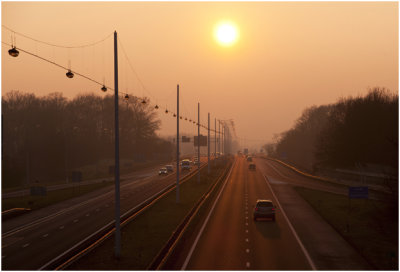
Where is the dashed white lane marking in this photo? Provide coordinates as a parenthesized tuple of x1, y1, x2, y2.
(245, 211, 248, 214)
(73, 219, 78, 223)
(95, 208, 99, 212)
(105, 204, 109, 207)
(246, 249, 250, 253)
(246, 229, 248, 233)
(246, 216, 248, 220)
(42, 233, 49, 238)
(86, 213, 90, 217)
(246, 262, 250, 268)
(245, 238, 249, 242)
(245, 222, 248, 226)
(59, 226, 64, 230)
(22, 243, 29, 248)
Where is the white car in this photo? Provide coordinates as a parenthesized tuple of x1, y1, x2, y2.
(159, 168, 168, 175)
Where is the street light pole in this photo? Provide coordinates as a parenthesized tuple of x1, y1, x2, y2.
(207, 112, 210, 174)
(176, 84, 180, 203)
(222, 125, 225, 156)
(113, 31, 121, 259)
(218, 120, 221, 158)
(197, 102, 200, 183)
(214, 118, 217, 165)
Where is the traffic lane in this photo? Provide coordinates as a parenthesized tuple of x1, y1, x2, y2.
(2, 201, 115, 270)
(261, 159, 387, 201)
(2, 163, 161, 199)
(3, 163, 191, 235)
(255, 159, 372, 270)
(186, 158, 248, 270)
(259, 158, 348, 196)
(2, 170, 159, 234)
(2, 166, 197, 270)
(245, 161, 311, 270)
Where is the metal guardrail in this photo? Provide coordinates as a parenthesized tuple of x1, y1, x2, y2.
(266, 157, 392, 194)
(147, 159, 233, 270)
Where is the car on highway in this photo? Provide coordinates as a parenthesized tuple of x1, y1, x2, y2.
(159, 167, 168, 175)
(181, 159, 191, 171)
(247, 156, 253, 162)
(249, 163, 256, 170)
(166, 165, 174, 172)
(253, 199, 276, 221)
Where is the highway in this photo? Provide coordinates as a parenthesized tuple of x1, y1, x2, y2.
(3, 155, 374, 270)
(172, 155, 372, 270)
(182, 156, 311, 270)
(1, 159, 205, 270)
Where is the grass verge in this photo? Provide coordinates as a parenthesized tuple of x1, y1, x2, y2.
(2, 180, 113, 212)
(295, 187, 398, 270)
(67, 158, 231, 270)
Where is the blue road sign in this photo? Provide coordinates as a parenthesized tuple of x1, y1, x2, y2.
(349, 186, 369, 199)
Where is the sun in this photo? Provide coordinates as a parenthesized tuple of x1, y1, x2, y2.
(214, 22, 239, 47)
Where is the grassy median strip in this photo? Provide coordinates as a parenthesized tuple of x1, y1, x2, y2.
(2, 181, 113, 212)
(68, 159, 230, 270)
(295, 187, 398, 270)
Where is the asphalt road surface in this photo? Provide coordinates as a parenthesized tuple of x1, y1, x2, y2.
(174, 155, 371, 270)
(1, 159, 206, 270)
(182, 156, 312, 270)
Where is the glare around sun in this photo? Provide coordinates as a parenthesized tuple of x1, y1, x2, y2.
(215, 22, 239, 46)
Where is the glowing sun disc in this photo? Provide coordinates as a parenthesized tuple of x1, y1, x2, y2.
(215, 22, 238, 46)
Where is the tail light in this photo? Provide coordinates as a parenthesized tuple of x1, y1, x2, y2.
(271, 208, 275, 211)
(255, 207, 258, 211)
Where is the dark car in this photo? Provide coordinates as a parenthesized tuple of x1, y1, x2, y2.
(253, 199, 276, 221)
(166, 165, 174, 172)
(249, 163, 256, 170)
(247, 156, 253, 162)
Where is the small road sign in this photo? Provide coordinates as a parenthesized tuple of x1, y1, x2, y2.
(348, 186, 369, 199)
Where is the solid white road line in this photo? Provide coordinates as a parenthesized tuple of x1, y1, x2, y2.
(181, 159, 236, 270)
(265, 161, 291, 180)
(263, 174, 317, 270)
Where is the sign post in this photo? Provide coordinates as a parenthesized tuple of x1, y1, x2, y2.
(347, 186, 369, 232)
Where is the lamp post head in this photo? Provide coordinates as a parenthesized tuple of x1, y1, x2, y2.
(66, 70, 74, 78)
(8, 47, 19, 57)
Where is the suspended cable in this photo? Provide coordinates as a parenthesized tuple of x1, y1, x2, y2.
(3, 32, 222, 133)
(2, 25, 113, 49)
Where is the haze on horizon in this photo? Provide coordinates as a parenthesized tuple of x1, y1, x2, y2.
(2, 1, 398, 150)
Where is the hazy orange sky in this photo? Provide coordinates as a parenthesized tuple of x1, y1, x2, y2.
(2, 1, 398, 149)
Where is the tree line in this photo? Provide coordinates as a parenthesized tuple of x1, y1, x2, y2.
(265, 88, 398, 174)
(2, 91, 174, 188)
